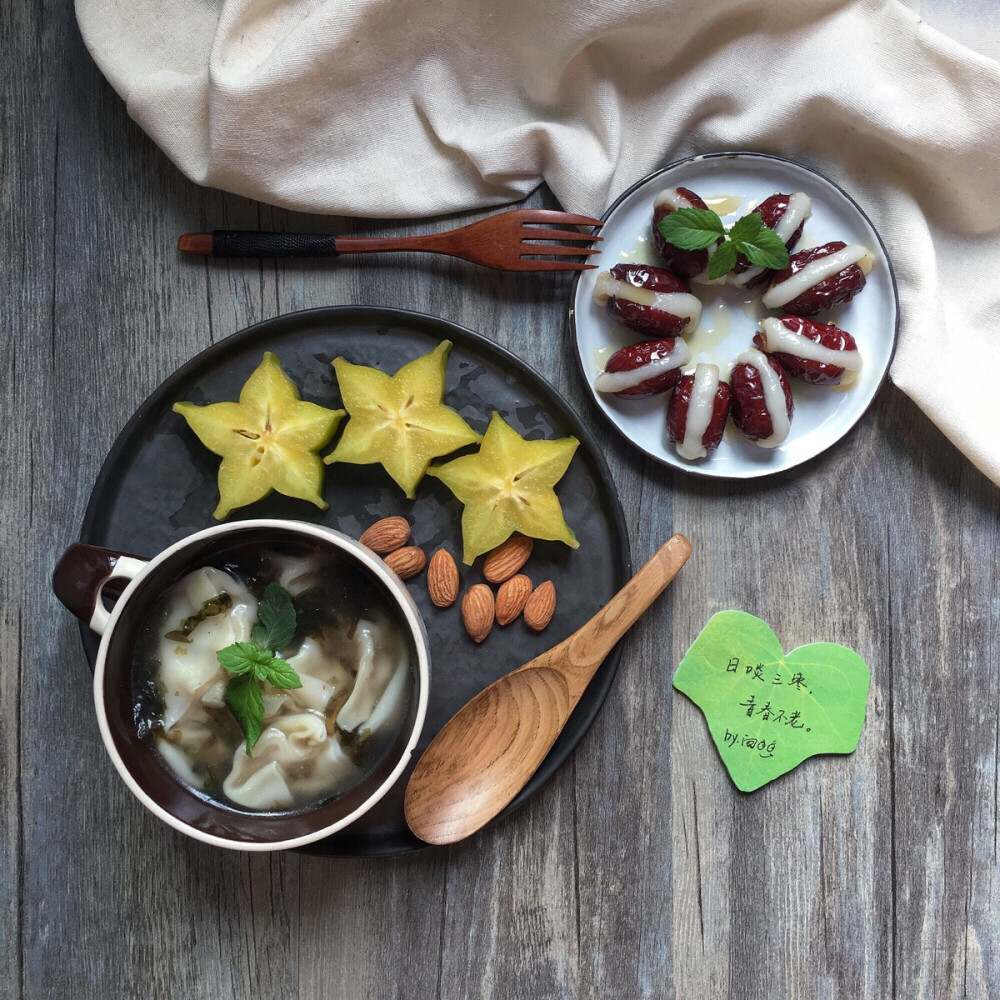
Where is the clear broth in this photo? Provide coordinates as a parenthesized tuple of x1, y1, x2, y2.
(131, 540, 414, 814)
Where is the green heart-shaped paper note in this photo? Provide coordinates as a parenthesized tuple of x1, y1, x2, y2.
(673, 611, 870, 792)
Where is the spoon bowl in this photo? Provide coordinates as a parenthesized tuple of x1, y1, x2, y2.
(410, 667, 572, 845)
(404, 534, 691, 844)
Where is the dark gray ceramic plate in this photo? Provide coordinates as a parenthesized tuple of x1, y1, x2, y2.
(78, 306, 631, 856)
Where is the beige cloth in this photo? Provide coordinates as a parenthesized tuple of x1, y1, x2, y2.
(76, 0, 1000, 486)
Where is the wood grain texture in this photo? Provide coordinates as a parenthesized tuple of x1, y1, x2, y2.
(2, 0, 998, 997)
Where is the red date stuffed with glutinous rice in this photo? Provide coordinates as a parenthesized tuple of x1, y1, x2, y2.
(729, 349, 794, 447)
(667, 364, 732, 461)
(651, 187, 719, 280)
(754, 316, 862, 386)
(593, 338, 691, 398)
(763, 241, 874, 316)
(729, 192, 811, 289)
(592, 264, 702, 338)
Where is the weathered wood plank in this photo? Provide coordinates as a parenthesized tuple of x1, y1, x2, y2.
(4, 0, 1000, 998)
(1, 0, 55, 994)
(570, 452, 680, 1000)
(296, 853, 446, 999)
(668, 397, 898, 1000)
(882, 400, 1000, 1000)
(11, 5, 300, 998)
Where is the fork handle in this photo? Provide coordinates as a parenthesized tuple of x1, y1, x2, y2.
(182, 230, 462, 259)
(207, 231, 342, 258)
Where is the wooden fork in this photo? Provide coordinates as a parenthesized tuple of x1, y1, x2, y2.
(177, 209, 602, 272)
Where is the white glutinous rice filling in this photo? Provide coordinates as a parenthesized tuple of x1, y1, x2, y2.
(759, 318, 862, 384)
(762, 244, 874, 309)
(736, 348, 791, 447)
(593, 273, 701, 333)
(676, 363, 721, 461)
(594, 340, 691, 393)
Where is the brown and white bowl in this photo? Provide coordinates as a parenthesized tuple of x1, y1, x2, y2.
(52, 519, 430, 851)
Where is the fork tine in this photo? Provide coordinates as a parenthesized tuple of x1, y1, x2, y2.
(520, 244, 601, 257)
(519, 227, 603, 243)
(512, 259, 599, 271)
(513, 209, 604, 227)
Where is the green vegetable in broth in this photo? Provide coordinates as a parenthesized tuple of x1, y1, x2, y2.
(163, 592, 233, 643)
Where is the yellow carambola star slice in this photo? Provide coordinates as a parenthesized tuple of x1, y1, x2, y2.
(426, 411, 580, 564)
(325, 340, 481, 499)
(173, 352, 345, 519)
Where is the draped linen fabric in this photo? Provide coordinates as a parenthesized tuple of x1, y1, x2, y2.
(75, 0, 1000, 486)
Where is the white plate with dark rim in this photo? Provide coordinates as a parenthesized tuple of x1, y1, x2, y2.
(569, 152, 899, 479)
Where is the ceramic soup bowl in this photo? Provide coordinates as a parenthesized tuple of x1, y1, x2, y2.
(52, 520, 430, 851)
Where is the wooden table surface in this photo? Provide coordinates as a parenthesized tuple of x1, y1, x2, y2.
(3, 2, 997, 997)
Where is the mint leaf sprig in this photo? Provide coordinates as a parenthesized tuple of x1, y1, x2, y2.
(656, 208, 790, 281)
(217, 582, 302, 755)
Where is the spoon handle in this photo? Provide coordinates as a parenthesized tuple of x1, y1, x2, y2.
(521, 534, 692, 702)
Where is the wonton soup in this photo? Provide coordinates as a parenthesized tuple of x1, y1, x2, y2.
(132, 541, 414, 813)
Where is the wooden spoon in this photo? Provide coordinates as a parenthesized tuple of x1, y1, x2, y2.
(404, 534, 692, 845)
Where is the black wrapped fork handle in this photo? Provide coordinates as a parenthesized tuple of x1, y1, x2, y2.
(208, 231, 341, 257)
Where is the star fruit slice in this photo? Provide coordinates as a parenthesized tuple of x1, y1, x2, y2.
(173, 352, 345, 519)
(324, 340, 481, 499)
(426, 411, 580, 564)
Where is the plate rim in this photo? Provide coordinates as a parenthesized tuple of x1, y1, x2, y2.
(76, 304, 633, 856)
(568, 150, 901, 480)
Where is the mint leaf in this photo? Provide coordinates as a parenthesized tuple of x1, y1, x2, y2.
(216, 584, 302, 752)
(264, 657, 303, 690)
(225, 673, 264, 753)
(217, 642, 272, 676)
(254, 582, 296, 652)
(739, 227, 789, 270)
(741, 242, 787, 269)
(708, 241, 738, 280)
(728, 211, 767, 246)
(656, 208, 725, 250)
(656, 207, 790, 279)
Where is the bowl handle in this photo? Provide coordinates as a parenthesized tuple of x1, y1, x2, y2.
(52, 544, 148, 636)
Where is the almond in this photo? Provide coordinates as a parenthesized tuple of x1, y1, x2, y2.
(523, 580, 556, 631)
(384, 546, 426, 580)
(427, 548, 460, 608)
(483, 535, 533, 583)
(461, 584, 495, 643)
(495, 574, 532, 626)
(359, 516, 411, 554)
